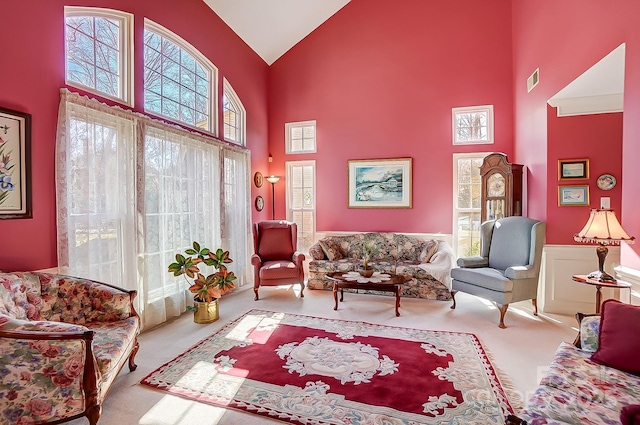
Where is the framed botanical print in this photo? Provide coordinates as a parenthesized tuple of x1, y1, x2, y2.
(0, 107, 32, 219)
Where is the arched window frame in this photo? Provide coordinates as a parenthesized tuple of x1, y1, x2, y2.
(143, 19, 218, 135)
(223, 78, 246, 145)
(64, 6, 134, 106)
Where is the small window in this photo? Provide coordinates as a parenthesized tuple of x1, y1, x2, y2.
(286, 121, 316, 154)
(452, 105, 494, 145)
(144, 19, 217, 134)
(64, 7, 133, 105)
(223, 78, 246, 145)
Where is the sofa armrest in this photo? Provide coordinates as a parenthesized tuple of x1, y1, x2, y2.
(457, 256, 488, 268)
(0, 315, 97, 424)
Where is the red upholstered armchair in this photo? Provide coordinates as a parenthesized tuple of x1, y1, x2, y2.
(251, 220, 305, 300)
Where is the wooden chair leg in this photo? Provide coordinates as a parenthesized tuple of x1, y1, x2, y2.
(299, 282, 305, 297)
(498, 304, 509, 329)
(450, 290, 457, 309)
(254, 287, 259, 301)
(532, 298, 538, 316)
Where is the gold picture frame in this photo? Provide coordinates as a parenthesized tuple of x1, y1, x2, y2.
(558, 158, 589, 181)
(558, 185, 590, 206)
(347, 158, 412, 208)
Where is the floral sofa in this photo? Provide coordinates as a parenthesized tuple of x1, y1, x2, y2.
(308, 232, 455, 300)
(508, 300, 640, 425)
(0, 272, 141, 425)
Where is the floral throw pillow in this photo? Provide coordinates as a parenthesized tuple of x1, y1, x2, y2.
(419, 240, 439, 263)
(319, 239, 343, 261)
(308, 243, 326, 260)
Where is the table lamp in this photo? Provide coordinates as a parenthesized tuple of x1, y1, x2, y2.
(266, 175, 280, 220)
(574, 209, 635, 282)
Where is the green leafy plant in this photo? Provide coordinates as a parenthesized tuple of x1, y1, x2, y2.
(167, 241, 237, 303)
(362, 240, 377, 270)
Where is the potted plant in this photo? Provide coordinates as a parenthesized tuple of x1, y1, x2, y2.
(360, 240, 377, 277)
(168, 241, 237, 323)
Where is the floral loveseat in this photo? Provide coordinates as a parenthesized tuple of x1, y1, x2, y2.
(0, 272, 141, 425)
(508, 300, 640, 425)
(308, 232, 455, 300)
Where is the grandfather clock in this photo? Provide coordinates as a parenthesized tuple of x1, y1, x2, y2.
(480, 153, 523, 222)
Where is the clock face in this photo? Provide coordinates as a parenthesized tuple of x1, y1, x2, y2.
(487, 173, 506, 197)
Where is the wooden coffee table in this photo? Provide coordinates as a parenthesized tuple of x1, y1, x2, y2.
(327, 271, 412, 316)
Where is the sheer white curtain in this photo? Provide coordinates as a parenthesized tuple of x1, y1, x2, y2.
(55, 90, 137, 291)
(56, 89, 252, 330)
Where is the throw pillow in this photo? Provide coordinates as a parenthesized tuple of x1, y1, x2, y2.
(621, 405, 640, 425)
(590, 299, 640, 376)
(308, 243, 325, 260)
(319, 239, 343, 261)
(419, 240, 439, 263)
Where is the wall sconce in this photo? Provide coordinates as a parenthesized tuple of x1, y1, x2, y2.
(268, 154, 273, 163)
(266, 175, 280, 220)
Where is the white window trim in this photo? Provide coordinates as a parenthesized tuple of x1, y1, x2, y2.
(223, 78, 246, 145)
(452, 152, 491, 257)
(452, 105, 494, 145)
(285, 120, 317, 154)
(64, 7, 134, 107)
(285, 160, 316, 253)
(144, 18, 218, 136)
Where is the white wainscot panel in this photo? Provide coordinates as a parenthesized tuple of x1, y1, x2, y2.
(539, 244, 624, 315)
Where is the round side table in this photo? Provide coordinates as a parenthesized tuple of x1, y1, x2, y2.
(572, 274, 632, 314)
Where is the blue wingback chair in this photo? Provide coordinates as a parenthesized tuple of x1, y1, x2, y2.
(450, 216, 546, 328)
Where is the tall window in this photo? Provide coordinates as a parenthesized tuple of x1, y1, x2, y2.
(56, 90, 250, 330)
(64, 7, 133, 105)
(286, 161, 316, 253)
(286, 121, 316, 154)
(144, 19, 217, 134)
(453, 153, 489, 258)
(452, 105, 494, 145)
(223, 78, 246, 145)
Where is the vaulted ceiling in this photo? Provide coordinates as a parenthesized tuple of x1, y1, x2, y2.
(203, 0, 350, 65)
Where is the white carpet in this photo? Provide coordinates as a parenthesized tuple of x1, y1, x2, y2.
(67, 284, 577, 425)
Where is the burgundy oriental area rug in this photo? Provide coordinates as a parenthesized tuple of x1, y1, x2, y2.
(140, 310, 518, 424)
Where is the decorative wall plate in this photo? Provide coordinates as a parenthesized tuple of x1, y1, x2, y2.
(255, 196, 264, 211)
(254, 172, 263, 188)
(596, 173, 616, 190)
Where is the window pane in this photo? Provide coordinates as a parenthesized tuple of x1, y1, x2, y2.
(143, 25, 214, 132)
(65, 11, 127, 103)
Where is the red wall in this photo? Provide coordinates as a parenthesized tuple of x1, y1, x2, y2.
(512, 0, 640, 267)
(268, 0, 514, 233)
(546, 109, 623, 245)
(0, 0, 269, 271)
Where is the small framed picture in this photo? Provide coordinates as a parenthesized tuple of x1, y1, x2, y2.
(558, 185, 590, 206)
(558, 158, 589, 181)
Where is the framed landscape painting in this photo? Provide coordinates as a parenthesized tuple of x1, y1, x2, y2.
(558, 185, 589, 206)
(0, 107, 32, 219)
(347, 158, 412, 208)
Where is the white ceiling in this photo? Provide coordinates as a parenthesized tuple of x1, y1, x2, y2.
(548, 43, 625, 116)
(204, 0, 351, 65)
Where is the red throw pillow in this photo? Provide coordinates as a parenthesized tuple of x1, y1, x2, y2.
(621, 404, 640, 425)
(591, 300, 640, 376)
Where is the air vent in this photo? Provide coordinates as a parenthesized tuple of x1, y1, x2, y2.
(527, 68, 539, 92)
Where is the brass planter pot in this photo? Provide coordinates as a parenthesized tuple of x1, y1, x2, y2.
(193, 299, 219, 324)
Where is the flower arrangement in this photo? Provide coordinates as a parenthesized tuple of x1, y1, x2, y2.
(362, 240, 377, 270)
(167, 241, 237, 302)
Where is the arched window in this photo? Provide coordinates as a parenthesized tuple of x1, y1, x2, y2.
(223, 78, 246, 145)
(144, 19, 217, 134)
(64, 7, 133, 105)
